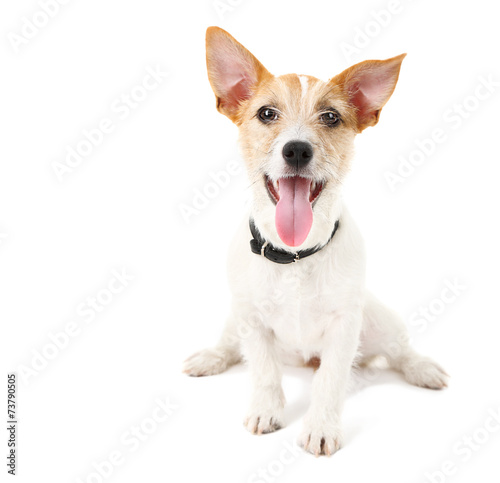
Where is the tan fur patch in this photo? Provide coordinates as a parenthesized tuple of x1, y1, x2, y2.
(205, 26, 405, 228)
(305, 357, 321, 370)
(235, 72, 358, 185)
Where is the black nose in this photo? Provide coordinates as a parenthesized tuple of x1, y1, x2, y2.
(282, 140, 313, 168)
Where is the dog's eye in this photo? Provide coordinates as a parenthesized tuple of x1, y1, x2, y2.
(258, 107, 279, 123)
(320, 110, 341, 126)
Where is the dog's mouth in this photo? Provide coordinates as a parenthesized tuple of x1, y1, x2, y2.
(265, 175, 325, 247)
(265, 176, 324, 205)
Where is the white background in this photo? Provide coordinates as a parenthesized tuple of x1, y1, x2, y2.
(2, 0, 499, 482)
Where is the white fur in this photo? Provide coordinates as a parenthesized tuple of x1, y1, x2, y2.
(299, 75, 309, 99)
(184, 199, 448, 455)
(184, 47, 448, 456)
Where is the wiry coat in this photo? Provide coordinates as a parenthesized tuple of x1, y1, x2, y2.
(184, 27, 448, 456)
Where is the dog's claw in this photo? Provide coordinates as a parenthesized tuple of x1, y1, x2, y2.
(244, 413, 282, 435)
(299, 421, 342, 457)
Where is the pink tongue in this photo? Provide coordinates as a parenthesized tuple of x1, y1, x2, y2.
(275, 177, 313, 247)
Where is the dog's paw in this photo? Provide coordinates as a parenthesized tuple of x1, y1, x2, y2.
(182, 348, 229, 377)
(401, 356, 449, 390)
(244, 410, 283, 435)
(298, 416, 343, 457)
(244, 386, 285, 434)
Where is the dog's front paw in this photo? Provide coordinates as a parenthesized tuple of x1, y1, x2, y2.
(244, 409, 283, 435)
(244, 385, 285, 435)
(298, 416, 343, 457)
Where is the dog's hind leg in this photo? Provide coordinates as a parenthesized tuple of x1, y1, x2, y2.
(183, 310, 242, 377)
(359, 291, 449, 389)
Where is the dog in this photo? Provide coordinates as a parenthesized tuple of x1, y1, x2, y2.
(183, 26, 448, 457)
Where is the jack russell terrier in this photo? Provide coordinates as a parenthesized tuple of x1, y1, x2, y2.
(184, 26, 448, 457)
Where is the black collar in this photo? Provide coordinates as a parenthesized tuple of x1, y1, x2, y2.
(249, 219, 339, 264)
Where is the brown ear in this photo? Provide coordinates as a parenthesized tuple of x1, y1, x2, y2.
(206, 27, 272, 122)
(331, 54, 406, 132)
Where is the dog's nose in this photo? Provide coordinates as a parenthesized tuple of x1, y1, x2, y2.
(282, 140, 313, 168)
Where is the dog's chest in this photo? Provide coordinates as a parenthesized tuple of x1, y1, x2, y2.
(251, 256, 340, 351)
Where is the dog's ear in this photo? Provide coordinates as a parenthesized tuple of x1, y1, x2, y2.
(206, 27, 272, 122)
(331, 54, 406, 132)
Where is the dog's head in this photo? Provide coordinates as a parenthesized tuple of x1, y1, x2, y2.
(206, 26, 405, 249)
